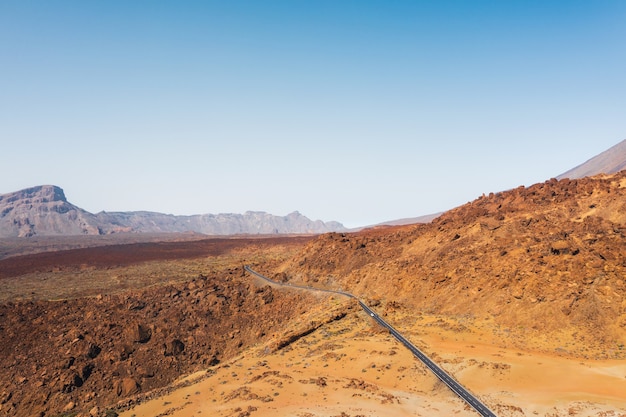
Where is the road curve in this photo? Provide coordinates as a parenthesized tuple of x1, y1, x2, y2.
(244, 265, 498, 417)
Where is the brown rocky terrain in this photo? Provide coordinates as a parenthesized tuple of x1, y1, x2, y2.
(0, 236, 320, 417)
(0, 233, 210, 261)
(278, 172, 626, 359)
(1, 171, 625, 417)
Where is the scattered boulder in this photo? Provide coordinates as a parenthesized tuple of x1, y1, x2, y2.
(550, 240, 579, 255)
(61, 372, 83, 393)
(164, 339, 185, 356)
(126, 323, 152, 344)
(81, 363, 95, 381)
(63, 401, 75, 412)
(114, 377, 140, 396)
(87, 343, 101, 359)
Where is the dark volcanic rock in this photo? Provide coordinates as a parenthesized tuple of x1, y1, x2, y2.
(164, 339, 185, 356)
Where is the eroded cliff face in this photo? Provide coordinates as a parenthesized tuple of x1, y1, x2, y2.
(278, 172, 626, 354)
(0, 185, 101, 237)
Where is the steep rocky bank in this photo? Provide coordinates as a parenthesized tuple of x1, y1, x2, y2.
(277, 172, 626, 357)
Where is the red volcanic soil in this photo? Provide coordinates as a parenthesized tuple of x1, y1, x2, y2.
(0, 236, 313, 279)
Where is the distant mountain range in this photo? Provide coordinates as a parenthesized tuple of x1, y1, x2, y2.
(0, 186, 346, 238)
(2, 139, 624, 238)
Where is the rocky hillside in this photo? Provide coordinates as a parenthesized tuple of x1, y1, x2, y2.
(277, 171, 626, 355)
(557, 138, 626, 179)
(0, 270, 335, 417)
(0, 185, 345, 237)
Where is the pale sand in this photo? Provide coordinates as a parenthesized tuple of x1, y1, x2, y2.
(119, 310, 626, 417)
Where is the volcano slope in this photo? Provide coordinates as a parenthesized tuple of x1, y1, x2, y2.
(278, 172, 626, 358)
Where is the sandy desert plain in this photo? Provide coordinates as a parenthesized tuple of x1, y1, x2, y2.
(117, 287, 626, 417)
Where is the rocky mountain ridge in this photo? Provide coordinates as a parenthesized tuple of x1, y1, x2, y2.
(0, 185, 345, 238)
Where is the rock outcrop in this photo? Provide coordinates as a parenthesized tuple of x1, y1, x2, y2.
(0, 185, 101, 237)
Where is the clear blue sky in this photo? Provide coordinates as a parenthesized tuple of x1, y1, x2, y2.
(1, 1, 625, 228)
